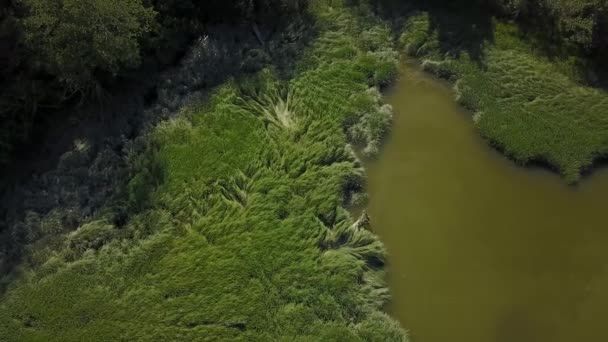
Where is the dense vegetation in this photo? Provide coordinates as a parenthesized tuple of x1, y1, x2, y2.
(0, 1, 407, 340)
(2, 0, 608, 339)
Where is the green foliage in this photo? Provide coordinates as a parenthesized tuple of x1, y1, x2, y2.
(401, 13, 608, 182)
(0, 1, 406, 340)
(488, 0, 608, 53)
(22, 0, 156, 89)
(549, 0, 598, 48)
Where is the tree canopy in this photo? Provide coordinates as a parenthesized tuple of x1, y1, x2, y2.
(22, 0, 156, 90)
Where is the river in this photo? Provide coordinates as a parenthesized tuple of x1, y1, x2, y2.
(366, 60, 608, 342)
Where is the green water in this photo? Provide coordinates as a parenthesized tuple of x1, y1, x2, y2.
(366, 61, 608, 342)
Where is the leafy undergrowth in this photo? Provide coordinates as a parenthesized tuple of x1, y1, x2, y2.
(401, 13, 608, 183)
(0, 1, 406, 341)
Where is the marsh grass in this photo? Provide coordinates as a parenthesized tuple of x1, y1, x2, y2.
(400, 12, 608, 183)
(0, 1, 406, 340)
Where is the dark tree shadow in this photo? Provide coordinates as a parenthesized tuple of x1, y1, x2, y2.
(516, 13, 608, 90)
(364, 0, 608, 88)
(366, 0, 495, 66)
(428, 4, 494, 65)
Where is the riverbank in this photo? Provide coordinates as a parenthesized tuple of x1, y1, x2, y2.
(399, 10, 608, 183)
(0, 1, 407, 340)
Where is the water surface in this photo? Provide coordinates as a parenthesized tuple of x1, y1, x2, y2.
(366, 60, 608, 342)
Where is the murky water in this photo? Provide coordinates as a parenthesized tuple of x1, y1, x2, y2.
(366, 60, 608, 342)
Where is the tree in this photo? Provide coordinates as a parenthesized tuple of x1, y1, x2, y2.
(22, 0, 156, 93)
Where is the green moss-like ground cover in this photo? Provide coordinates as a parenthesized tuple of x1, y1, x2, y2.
(0, 1, 407, 341)
(400, 13, 608, 182)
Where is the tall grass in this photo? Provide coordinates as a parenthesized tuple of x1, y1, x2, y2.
(0, 1, 407, 340)
(400, 13, 608, 183)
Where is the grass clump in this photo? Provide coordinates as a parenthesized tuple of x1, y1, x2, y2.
(0, 1, 406, 340)
(400, 13, 608, 182)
